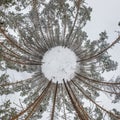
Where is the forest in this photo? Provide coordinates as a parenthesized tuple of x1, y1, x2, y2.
(0, 0, 120, 120)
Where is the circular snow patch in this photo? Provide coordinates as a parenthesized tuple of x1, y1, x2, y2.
(41, 46, 77, 83)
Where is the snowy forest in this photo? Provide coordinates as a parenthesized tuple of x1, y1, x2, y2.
(0, 0, 120, 120)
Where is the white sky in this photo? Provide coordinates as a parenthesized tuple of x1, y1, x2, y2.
(84, 0, 120, 40)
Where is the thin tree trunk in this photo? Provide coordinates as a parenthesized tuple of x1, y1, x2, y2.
(51, 82, 58, 120)
(63, 79, 89, 120)
(78, 36, 120, 62)
(61, 85, 67, 120)
(11, 80, 52, 120)
(72, 80, 120, 120)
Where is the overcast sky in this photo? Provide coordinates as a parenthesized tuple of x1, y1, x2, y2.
(84, 0, 120, 40)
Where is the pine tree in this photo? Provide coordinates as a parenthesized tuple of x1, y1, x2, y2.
(0, 0, 120, 120)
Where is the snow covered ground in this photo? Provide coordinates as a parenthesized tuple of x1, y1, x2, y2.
(41, 46, 77, 83)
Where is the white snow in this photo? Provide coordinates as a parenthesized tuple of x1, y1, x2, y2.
(41, 46, 77, 83)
